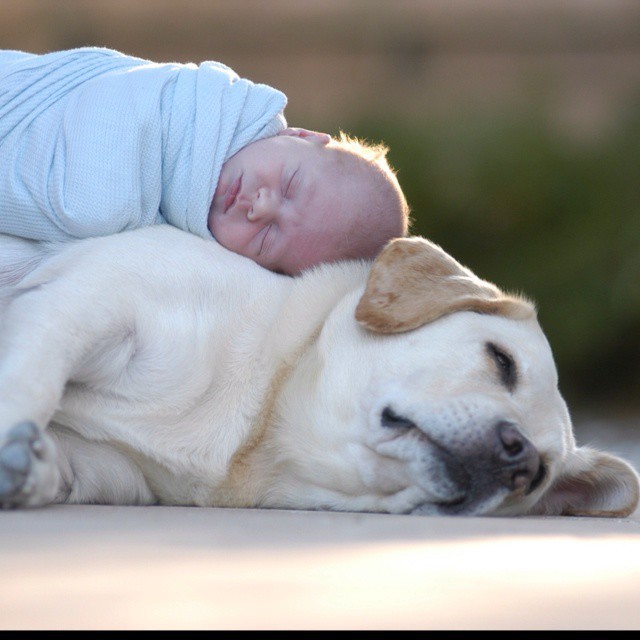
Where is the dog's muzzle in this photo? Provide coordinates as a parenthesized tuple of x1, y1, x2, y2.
(440, 420, 546, 514)
(382, 407, 546, 514)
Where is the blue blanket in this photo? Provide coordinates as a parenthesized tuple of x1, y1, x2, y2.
(0, 47, 287, 240)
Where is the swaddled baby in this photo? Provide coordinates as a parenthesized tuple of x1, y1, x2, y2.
(0, 47, 409, 274)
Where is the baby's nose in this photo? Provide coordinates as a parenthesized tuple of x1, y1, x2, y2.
(247, 188, 278, 221)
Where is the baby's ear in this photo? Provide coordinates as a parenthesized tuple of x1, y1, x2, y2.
(278, 128, 331, 146)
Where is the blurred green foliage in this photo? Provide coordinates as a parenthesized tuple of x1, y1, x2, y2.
(345, 104, 640, 409)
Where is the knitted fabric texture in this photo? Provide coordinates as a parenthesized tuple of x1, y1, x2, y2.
(0, 47, 287, 240)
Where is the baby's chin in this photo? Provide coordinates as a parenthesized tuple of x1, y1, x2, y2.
(206, 199, 218, 236)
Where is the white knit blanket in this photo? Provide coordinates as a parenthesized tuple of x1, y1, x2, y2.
(0, 48, 286, 240)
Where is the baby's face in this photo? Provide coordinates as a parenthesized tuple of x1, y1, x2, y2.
(208, 133, 359, 274)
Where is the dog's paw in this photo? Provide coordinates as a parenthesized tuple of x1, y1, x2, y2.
(0, 421, 59, 508)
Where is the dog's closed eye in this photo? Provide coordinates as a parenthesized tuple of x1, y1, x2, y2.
(381, 406, 416, 430)
(486, 342, 517, 391)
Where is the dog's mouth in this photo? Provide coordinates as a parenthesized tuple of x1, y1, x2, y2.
(415, 455, 547, 516)
(380, 406, 547, 516)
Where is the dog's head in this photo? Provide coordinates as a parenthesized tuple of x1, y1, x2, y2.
(259, 237, 639, 518)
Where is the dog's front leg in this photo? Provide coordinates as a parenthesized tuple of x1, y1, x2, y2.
(0, 273, 130, 507)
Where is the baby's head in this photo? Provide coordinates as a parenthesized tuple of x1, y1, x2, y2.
(208, 128, 410, 275)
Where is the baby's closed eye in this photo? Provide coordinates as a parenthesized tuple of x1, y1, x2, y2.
(257, 223, 275, 256)
(283, 168, 299, 199)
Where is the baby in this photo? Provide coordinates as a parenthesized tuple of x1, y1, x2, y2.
(210, 127, 408, 274)
(0, 47, 409, 275)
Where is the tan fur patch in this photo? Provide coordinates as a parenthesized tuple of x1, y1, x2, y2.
(356, 237, 535, 334)
(216, 328, 321, 506)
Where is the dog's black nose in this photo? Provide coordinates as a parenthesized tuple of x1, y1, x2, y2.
(495, 421, 543, 493)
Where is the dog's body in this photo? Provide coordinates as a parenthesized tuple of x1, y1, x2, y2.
(0, 227, 637, 517)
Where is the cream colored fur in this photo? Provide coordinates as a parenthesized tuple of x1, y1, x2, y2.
(0, 227, 637, 516)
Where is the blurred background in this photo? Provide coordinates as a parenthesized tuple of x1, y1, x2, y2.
(2, 0, 639, 423)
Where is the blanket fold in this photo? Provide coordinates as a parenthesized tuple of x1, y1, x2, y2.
(0, 47, 287, 240)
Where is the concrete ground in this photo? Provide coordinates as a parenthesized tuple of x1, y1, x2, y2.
(2, 505, 640, 630)
(1, 417, 639, 630)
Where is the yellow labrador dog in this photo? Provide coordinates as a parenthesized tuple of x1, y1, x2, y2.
(0, 227, 638, 517)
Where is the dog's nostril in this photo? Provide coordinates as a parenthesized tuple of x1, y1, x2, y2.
(494, 420, 541, 492)
(497, 421, 525, 457)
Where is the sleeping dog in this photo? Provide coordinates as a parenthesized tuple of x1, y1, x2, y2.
(0, 227, 637, 516)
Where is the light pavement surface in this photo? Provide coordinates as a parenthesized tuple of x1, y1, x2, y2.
(1, 416, 639, 631)
(1, 504, 639, 630)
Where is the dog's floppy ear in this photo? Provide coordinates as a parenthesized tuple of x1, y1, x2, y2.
(527, 447, 640, 517)
(355, 237, 534, 334)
